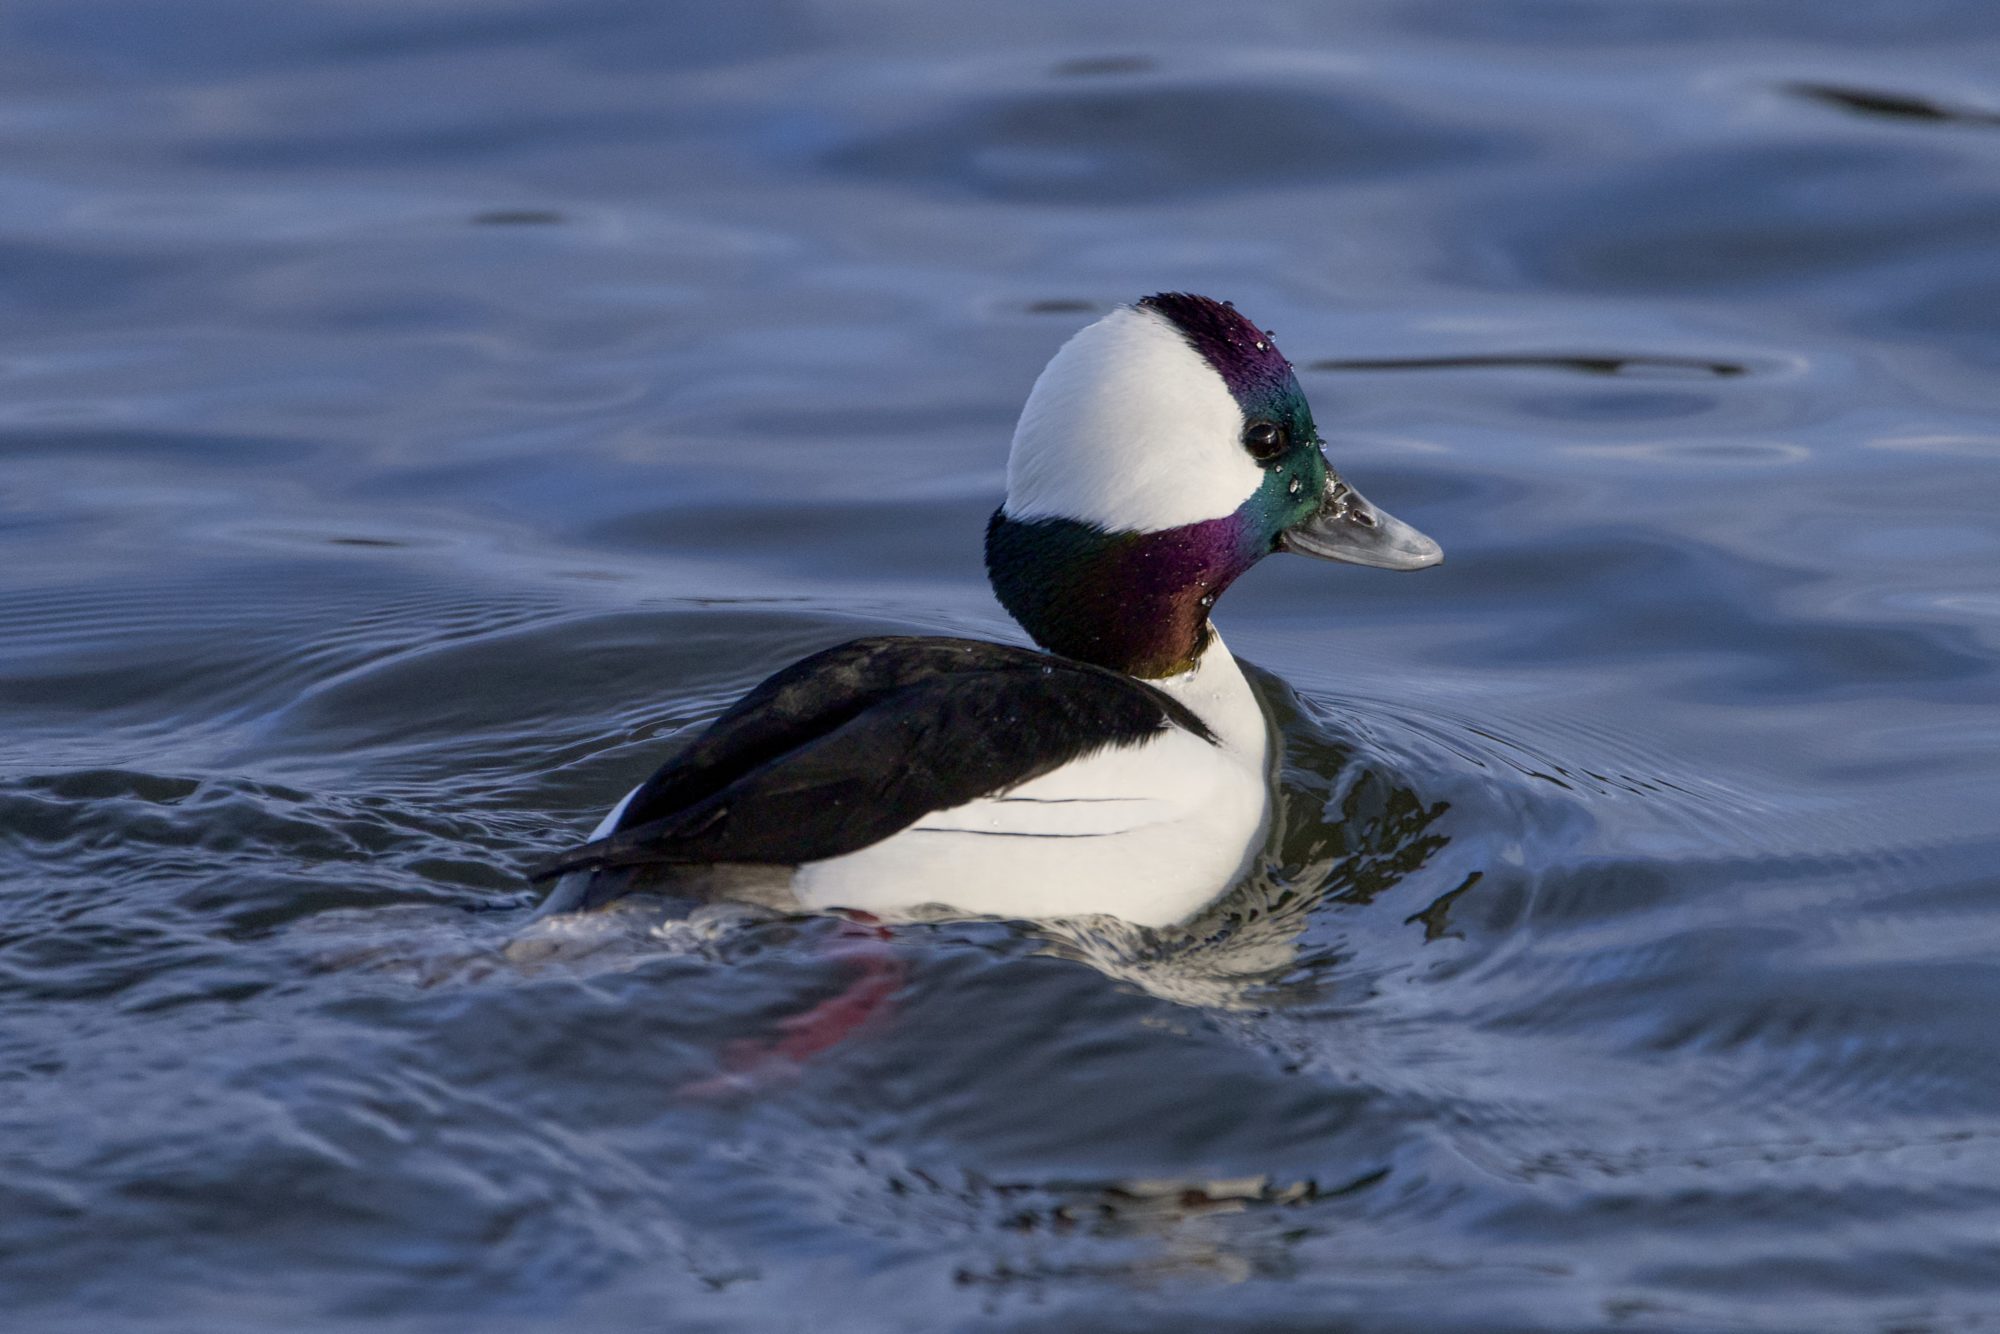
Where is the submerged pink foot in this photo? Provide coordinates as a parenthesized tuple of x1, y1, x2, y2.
(681, 918, 905, 1099)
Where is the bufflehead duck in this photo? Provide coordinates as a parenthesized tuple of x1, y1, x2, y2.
(530, 293, 1440, 928)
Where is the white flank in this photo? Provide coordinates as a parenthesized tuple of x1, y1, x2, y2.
(791, 635, 1274, 928)
(1003, 305, 1265, 534)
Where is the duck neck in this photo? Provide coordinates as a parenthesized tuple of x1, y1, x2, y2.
(984, 510, 1262, 679)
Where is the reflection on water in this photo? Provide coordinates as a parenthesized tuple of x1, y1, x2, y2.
(5, 1, 2000, 1329)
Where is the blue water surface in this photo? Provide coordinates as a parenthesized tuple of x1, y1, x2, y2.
(4, 3, 2000, 1330)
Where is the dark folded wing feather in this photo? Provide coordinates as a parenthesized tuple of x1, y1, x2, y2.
(528, 636, 1210, 880)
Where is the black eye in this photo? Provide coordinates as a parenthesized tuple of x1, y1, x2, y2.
(1242, 420, 1287, 462)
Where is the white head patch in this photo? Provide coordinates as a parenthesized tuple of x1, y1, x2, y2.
(1003, 305, 1264, 533)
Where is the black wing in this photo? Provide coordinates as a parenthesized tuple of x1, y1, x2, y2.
(528, 636, 1211, 880)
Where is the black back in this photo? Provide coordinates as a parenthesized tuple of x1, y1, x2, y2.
(529, 636, 1213, 880)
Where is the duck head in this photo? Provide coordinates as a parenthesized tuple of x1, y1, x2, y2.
(986, 292, 1441, 679)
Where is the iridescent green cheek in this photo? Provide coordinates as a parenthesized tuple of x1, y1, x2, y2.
(1236, 445, 1327, 551)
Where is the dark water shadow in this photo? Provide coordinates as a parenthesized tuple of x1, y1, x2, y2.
(1788, 81, 2000, 127)
(1310, 353, 1751, 379)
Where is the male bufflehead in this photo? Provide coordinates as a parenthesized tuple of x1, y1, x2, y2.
(531, 294, 1440, 928)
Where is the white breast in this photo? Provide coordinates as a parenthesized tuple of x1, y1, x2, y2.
(791, 636, 1272, 928)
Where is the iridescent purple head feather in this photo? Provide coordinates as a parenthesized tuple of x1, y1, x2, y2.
(1137, 292, 1300, 414)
